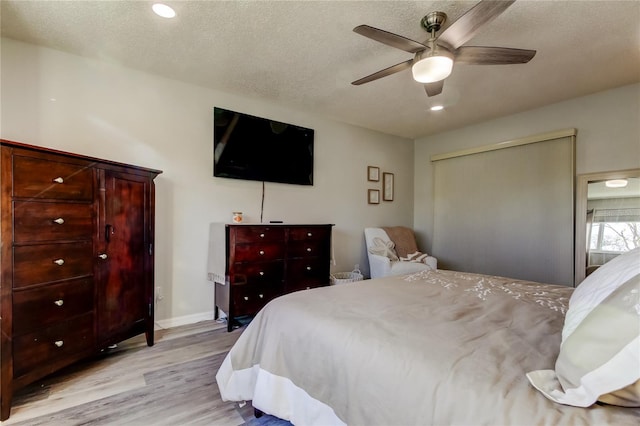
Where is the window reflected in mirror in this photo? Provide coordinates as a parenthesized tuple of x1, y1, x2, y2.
(585, 177, 640, 276)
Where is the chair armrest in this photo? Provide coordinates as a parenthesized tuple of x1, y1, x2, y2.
(368, 253, 391, 279)
(425, 256, 437, 270)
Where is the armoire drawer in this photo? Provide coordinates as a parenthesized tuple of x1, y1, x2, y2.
(13, 242, 93, 288)
(13, 313, 94, 377)
(12, 155, 93, 201)
(13, 278, 94, 335)
(13, 201, 93, 243)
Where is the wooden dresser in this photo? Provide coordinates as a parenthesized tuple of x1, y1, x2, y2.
(0, 140, 162, 420)
(211, 223, 333, 331)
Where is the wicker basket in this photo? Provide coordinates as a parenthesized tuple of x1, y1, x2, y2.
(330, 265, 364, 285)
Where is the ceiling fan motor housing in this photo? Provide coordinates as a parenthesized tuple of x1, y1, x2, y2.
(421, 11, 447, 33)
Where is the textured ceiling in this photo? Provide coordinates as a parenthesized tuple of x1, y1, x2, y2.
(2, 0, 639, 139)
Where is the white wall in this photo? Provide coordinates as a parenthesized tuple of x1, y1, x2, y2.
(413, 83, 640, 254)
(1, 38, 415, 327)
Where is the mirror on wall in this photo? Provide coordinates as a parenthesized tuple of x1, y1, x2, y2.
(575, 169, 640, 285)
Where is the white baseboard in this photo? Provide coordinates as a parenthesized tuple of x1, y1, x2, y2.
(154, 311, 216, 330)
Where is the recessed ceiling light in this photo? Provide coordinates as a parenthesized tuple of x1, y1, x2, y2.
(430, 105, 444, 111)
(152, 3, 176, 18)
(605, 179, 628, 188)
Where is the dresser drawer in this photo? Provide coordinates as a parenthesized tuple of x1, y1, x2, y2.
(13, 313, 94, 377)
(285, 257, 330, 290)
(230, 261, 284, 286)
(12, 155, 93, 201)
(14, 201, 93, 243)
(232, 283, 279, 317)
(233, 242, 285, 262)
(287, 240, 329, 258)
(288, 226, 331, 242)
(13, 278, 94, 335)
(233, 226, 285, 244)
(13, 242, 93, 288)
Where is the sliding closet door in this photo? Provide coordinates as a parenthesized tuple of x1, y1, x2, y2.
(432, 132, 575, 286)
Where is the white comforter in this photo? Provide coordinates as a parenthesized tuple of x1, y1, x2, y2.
(216, 269, 640, 425)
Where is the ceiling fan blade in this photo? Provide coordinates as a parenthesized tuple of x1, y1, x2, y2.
(438, 0, 515, 50)
(425, 80, 444, 97)
(351, 59, 413, 85)
(354, 25, 427, 53)
(455, 46, 536, 64)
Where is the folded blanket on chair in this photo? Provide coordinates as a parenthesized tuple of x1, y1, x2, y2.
(382, 226, 419, 258)
(400, 251, 431, 263)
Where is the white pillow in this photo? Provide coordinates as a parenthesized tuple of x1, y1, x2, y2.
(527, 247, 640, 407)
(563, 247, 640, 343)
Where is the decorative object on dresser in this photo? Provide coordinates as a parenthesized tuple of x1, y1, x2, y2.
(210, 224, 333, 332)
(0, 139, 162, 420)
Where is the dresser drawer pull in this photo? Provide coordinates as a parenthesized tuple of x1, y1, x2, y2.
(53, 217, 65, 225)
(259, 294, 264, 299)
(259, 250, 265, 256)
(259, 233, 265, 238)
(98, 253, 108, 260)
(306, 247, 312, 252)
(54, 299, 64, 307)
(259, 271, 265, 276)
(306, 286, 311, 290)
(53, 258, 65, 266)
(54, 340, 64, 348)
(244, 296, 249, 301)
(306, 266, 312, 271)
(52, 177, 64, 184)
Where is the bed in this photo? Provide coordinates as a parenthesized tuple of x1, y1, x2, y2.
(216, 248, 640, 425)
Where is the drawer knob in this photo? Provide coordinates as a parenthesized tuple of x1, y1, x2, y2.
(259, 294, 264, 299)
(53, 258, 65, 266)
(259, 271, 265, 276)
(307, 232, 312, 237)
(244, 296, 249, 301)
(54, 340, 64, 348)
(306, 266, 312, 271)
(259, 250, 265, 255)
(54, 299, 64, 307)
(306, 247, 312, 252)
(98, 253, 108, 260)
(53, 217, 65, 225)
(259, 233, 265, 238)
(53, 177, 64, 184)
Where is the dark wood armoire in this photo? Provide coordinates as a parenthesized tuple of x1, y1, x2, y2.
(0, 139, 162, 420)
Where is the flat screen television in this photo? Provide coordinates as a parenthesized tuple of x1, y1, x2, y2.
(213, 107, 314, 185)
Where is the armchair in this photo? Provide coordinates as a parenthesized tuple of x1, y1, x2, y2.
(364, 227, 437, 279)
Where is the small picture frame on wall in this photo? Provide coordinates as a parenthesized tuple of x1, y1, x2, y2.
(368, 189, 380, 204)
(383, 172, 394, 201)
(367, 166, 380, 182)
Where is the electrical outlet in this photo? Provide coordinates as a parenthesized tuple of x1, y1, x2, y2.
(155, 286, 164, 302)
(207, 272, 215, 281)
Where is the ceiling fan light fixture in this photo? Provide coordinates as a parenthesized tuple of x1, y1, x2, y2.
(412, 50, 453, 83)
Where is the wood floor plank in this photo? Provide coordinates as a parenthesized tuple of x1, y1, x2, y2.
(3, 320, 248, 426)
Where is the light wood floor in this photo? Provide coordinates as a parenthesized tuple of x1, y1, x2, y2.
(2, 320, 250, 425)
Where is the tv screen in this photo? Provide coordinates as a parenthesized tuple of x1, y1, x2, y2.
(213, 107, 314, 185)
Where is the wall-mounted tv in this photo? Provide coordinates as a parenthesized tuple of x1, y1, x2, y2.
(213, 107, 314, 186)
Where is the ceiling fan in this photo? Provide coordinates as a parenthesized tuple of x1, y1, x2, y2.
(351, 0, 536, 97)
